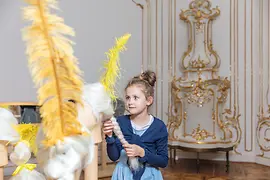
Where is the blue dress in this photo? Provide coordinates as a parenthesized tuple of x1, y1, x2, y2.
(106, 115, 168, 180)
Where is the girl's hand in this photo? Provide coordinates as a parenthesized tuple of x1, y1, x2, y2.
(103, 120, 114, 137)
(123, 144, 145, 158)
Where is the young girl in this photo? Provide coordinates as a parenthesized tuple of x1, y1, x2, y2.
(103, 70, 168, 180)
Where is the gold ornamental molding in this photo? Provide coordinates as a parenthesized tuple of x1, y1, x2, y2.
(256, 0, 270, 157)
(179, 0, 220, 73)
(132, 0, 166, 119)
(131, 0, 149, 72)
(167, 0, 241, 151)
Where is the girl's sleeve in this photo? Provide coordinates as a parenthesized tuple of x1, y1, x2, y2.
(106, 135, 123, 161)
(138, 124, 168, 168)
(105, 117, 124, 161)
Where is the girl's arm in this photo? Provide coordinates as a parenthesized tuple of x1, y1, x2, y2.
(106, 135, 123, 161)
(138, 125, 168, 168)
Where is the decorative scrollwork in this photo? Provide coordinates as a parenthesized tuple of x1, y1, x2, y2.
(256, 117, 270, 154)
(167, 0, 241, 150)
(192, 124, 210, 141)
(179, 0, 221, 70)
(222, 105, 242, 154)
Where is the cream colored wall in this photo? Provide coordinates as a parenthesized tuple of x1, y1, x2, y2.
(0, 0, 143, 103)
(254, 0, 270, 166)
(140, 0, 269, 166)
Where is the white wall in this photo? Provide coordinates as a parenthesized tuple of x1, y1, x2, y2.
(0, 0, 143, 103)
(145, 0, 269, 166)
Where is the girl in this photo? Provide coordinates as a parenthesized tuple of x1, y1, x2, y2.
(103, 70, 168, 180)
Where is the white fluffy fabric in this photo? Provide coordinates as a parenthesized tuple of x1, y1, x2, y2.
(82, 84, 140, 171)
(36, 125, 94, 180)
(0, 108, 20, 143)
(36, 82, 134, 179)
(9, 169, 46, 180)
(10, 142, 31, 165)
(82, 83, 114, 120)
(9, 142, 46, 180)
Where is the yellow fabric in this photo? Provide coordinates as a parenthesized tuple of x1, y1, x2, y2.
(12, 124, 39, 155)
(22, 0, 84, 147)
(12, 163, 36, 176)
(100, 34, 131, 101)
(0, 105, 9, 109)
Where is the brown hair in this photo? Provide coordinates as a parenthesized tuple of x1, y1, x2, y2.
(125, 70, 156, 98)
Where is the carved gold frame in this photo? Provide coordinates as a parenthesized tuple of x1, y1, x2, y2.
(167, 0, 241, 149)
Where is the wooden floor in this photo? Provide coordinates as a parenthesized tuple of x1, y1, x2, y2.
(100, 159, 270, 180)
(4, 159, 270, 180)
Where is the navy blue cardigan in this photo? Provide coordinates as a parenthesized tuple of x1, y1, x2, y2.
(106, 115, 168, 180)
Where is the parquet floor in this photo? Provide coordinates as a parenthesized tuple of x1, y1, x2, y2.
(4, 159, 270, 180)
(100, 159, 270, 180)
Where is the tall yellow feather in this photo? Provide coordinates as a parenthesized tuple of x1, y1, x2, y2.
(100, 34, 131, 101)
(22, 0, 83, 147)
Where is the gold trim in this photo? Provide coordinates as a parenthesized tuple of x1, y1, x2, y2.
(183, 111, 187, 137)
(259, 0, 263, 116)
(244, 0, 247, 151)
(174, 0, 176, 75)
(268, 0, 270, 111)
(230, 0, 232, 109)
(167, 0, 172, 127)
(161, 0, 164, 120)
(233, 0, 242, 155)
(244, 0, 252, 152)
(155, 0, 158, 115)
(233, 0, 236, 107)
(170, 0, 173, 77)
(131, 0, 144, 71)
(0, 102, 39, 106)
(251, 0, 254, 152)
(191, 124, 211, 141)
(148, 0, 151, 68)
(167, 0, 241, 148)
(236, 0, 239, 112)
(268, 0, 270, 112)
(168, 138, 232, 145)
(256, 0, 270, 156)
(179, 0, 220, 71)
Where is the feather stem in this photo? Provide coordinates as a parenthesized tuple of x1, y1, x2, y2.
(37, 1, 64, 135)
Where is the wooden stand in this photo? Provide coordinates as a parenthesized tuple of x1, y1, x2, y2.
(84, 144, 99, 180)
(77, 103, 103, 180)
(83, 121, 102, 180)
(0, 141, 8, 180)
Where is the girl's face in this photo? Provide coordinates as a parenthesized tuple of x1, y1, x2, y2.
(125, 85, 153, 116)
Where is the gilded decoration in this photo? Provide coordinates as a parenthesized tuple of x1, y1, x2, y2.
(167, 0, 241, 150)
(257, 116, 270, 155)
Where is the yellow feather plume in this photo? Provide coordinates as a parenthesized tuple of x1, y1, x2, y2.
(22, 0, 83, 147)
(100, 33, 131, 101)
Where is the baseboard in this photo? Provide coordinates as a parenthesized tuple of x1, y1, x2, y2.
(255, 156, 270, 166)
(173, 150, 257, 163)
